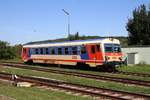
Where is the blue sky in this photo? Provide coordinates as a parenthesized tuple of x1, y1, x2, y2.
(0, 0, 149, 45)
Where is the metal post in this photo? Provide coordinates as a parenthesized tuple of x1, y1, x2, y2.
(62, 9, 70, 39)
(68, 15, 70, 38)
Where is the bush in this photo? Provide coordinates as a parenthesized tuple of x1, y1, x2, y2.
(0, 41, 15, 59)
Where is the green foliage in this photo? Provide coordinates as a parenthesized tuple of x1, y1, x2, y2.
(68, 32, 80, 40)
(117, 65, 150, 74)
(0, 83, 91, 100)
(12, 44, 22, 59)
(126, 4, 150, 45)
(0, 41, 22, 60)
(0, 41, 15, 59)
(1, 67, 150, 94)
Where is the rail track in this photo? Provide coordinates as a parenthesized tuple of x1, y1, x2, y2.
(0, 63, 150, 87)
(114, 71, 150, 77)
(0, 72, 150, 100)
(1, 61, 150, 77)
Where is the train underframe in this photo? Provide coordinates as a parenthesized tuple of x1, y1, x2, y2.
(24, 59, 122, 72)
(99, 61, 123, 72)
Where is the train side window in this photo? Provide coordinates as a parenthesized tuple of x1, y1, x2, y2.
(72, 47, 77, 55)
(35, 48, 39, 54)
(31, 48, 34, 54)
(96, 45, 100, 52)
(91, 46, 95, 54)
(45, 48, 49, 54)
(81, 46, 86, 54)
(58, 48, 62, 55)
(64, 47, 69, 55)
(40, 48, 43, 54)
(51, 48, 55, 55)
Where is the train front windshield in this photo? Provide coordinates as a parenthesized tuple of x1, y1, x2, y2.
(104, 44, 121, 53)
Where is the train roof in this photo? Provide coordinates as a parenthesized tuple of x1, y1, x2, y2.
(23, 38, 120, 48)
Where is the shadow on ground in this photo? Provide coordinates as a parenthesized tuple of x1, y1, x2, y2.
(32, 63, 119, 72)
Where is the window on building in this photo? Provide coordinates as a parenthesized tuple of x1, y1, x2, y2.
(58, 48, 62, 55)
(64, 47, 69, 54)
(51, 48, 55, 54)
(91, 45, 95, 53)
(72, 47, 77, 55)
(81, 46, 86, 54)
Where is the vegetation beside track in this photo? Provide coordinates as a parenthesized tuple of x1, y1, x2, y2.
(1, 59, 150, 75)
(9, 63, 150, 82)
(0, 66, 150, 95)
(117, 65, 150, 74)
(1, 59, 150, 74)
(1, 62, 150, 82)
(0, 82, 92, 100)
(49, 66, 150, 82)
(0, 59, 23, 63)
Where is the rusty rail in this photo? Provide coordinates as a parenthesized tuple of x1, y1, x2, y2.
(0, 63, 150, 87)
(0, 72, 150, 100)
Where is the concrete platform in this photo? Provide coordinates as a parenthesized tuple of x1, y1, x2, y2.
(0, 95, 16, 100)
(17, 82, 34, 87)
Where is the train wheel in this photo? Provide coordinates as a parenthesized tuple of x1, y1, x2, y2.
(26, 60, 33, 65)
(97, 65, 116, 72)
(76, 62, 89, 70)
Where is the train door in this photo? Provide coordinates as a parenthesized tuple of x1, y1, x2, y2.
(86, 44, 103, 65)
(22, 48, 29, 61)
(80, 46, 89, 60)
(95, 45, 103, 61)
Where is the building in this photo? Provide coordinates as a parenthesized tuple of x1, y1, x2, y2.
(122, 46, 150, 65)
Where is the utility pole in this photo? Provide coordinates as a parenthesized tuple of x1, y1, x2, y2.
(62, 9, 70, 40)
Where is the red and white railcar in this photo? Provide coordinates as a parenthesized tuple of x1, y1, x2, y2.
(22, 38, 122, 68)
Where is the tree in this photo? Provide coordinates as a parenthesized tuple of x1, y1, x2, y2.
(12, 44, 22, 59)
(74, 32, 79, 40)
(67, 32, 80, 41)
(0, 41, 15, 59)
(126, 4, 150, 45)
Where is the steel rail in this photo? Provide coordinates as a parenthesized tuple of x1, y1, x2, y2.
(0, 72, 150, 100)
(1, 61, 150, 77)
(0, 63, 150, 87)
(115, 71, 150, 77)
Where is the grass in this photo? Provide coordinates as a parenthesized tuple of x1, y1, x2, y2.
(0, 66, 150, 95)
(0, 58, 23, 63)
(1, 59, 150, 81)
(1, 59, 150, 74)
(117, 65, 150, 74)
(22, 63, 150, 82)
(0, 82, 93, 100)
(26, 64, 150, 82)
